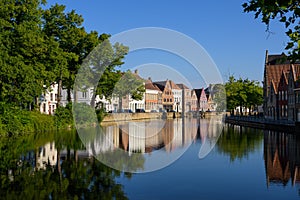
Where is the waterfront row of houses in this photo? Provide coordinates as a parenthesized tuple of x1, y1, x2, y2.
(264, 50, 300, 122)
(40, 70, 217, 114)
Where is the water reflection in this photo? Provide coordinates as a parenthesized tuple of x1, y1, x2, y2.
(1, 119, 300, 199)
(264, 130, 300, 187)
(86, 117, 224, 155)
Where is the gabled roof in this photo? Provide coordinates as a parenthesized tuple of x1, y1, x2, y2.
(169, 80, 181, 90)
(266, 53, 290, 65)
(193, 88, 205, 101)
(153, 81, 167, 92)
(265, 64, 290, 91)
(145, 79, 161, 91)
(176, 83, 189, 90)
(290, 64, 300, 88)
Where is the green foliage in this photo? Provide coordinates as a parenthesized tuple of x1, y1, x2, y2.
(72, 103, 97, 125)
(217, 126, 263, 162)
(113, 70, 145, 100)
(243, 0, 300, 61)
(0, 103, 56, 136)
(225, 76, 263, 114)
(54, 103, 73, 129)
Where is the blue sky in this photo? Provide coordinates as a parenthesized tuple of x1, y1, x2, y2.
(45, 0, 289, 88)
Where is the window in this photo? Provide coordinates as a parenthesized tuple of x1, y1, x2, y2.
(50, 93, 53, 101)
(82, 92, 87, 98)
(55, 94, 58, 101)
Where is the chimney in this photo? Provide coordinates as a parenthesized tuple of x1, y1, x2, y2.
(134, 69, 138, 74)
(265, 50, 268, 65)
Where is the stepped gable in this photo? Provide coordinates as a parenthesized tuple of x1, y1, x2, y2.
(169, 80, 181, 90)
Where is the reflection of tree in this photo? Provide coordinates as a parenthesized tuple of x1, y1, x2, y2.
(0, 131, 129, 199)
(216, 125, 263, 162)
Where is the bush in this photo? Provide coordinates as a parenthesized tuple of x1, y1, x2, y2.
(54, 103, 73, 129)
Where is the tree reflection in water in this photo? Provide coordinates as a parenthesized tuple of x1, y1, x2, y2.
(0, 130, 130, 199)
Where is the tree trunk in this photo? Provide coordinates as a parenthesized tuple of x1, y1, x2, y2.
(90, 86, 96, 108)
(57, 75, 62, 107)
(74, 90, 78, 103)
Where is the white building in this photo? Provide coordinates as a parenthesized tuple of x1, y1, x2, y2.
(40, 83, 58, 115)
(169, 80, 182, 112)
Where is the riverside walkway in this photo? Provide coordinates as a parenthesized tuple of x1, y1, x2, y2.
(225, 115, 298, 133)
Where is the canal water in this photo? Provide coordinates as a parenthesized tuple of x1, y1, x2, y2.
(1, 117, 299, 199)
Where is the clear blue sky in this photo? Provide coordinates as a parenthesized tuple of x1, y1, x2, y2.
(45, 0, 289, 88)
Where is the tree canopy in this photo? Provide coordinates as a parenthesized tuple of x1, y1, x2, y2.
(243, 0, 300, 61)
(225, 76, 263, 114)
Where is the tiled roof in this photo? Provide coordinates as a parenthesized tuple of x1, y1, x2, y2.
(291, 64, 300, 88)
(265, 64, 290, 91)
(145, 79, 161, 91)
(169, 80, 181, 90)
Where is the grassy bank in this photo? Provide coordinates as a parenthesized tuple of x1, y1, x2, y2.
(0, 103, 107, 136)
(0, 103, 72, 136)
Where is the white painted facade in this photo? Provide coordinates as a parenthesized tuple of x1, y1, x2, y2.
(172, 89, 182, 112)
(40, 83, 58, 115)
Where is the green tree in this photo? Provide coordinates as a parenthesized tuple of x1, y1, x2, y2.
(43, 4, 100, 104)
(0, 0, 60, 109)
(113, 70, 145, 110)
(225, 76, 263, 115)
(243, 0, 300, 61)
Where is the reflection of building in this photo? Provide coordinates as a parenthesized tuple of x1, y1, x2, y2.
(264, 130, 300, 186)
(36, 142, 57, 170)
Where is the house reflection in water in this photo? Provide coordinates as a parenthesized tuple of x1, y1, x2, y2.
(264, 131, 300, 187)
(94, 117, 224, 155)
(36, 142, 57, 170)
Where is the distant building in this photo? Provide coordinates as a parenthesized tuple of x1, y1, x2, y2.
(263, 50, 300, 121)
(40, 83, 58, 115)
(145, 78, 162, 112)
(153, 80, 174, 111)
(190, 89, 198, 111)
(177, 83, 192, 113)
(169, 80, 182, 112)
(194, 88, 208, 111)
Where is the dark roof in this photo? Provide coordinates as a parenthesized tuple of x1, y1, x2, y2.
(193, 88, 203, 101)
(266, 53, 290, 65)
(153, 81, 167, 92)
(176, 83, 189, 90)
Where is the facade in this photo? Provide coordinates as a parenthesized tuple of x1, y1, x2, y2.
(263, 51, 290, 119)
(263, 50, 300, 122)
(194, 88, 208, 111)
(145, 78, 162, 112)
(177, 83, 191, 113)
(40, 83, 58, 115)
(169, 80, 182, 112)
(153, 80, 174, 111)
(277, 71, 289, 120)
(190, 89, 198, 111)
